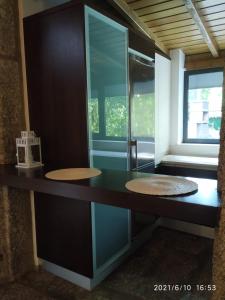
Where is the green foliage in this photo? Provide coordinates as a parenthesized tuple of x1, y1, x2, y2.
(132, 94, 154, 138)
(200, 88, 210, 101)
(105, 96, 128, 137)
(208, 117, 221, 131)
(89, 98, 99, 133)
(89, 94, 154, 139)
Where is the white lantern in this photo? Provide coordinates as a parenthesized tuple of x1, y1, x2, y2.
(16, 131, 43, 168)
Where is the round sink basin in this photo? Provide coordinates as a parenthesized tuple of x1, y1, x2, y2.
(45, 168, 101, 181)
(125, 175, 198, 196)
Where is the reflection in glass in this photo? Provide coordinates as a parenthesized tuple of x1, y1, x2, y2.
(105, 96, 128, 137)
(129, 52, 155, 171)
(88, 98, 99, 134)
(85, 6, 129, 170)
(131, 93, 154, 138)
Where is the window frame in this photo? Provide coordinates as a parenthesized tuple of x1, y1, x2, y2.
(183, 67, 223, 144)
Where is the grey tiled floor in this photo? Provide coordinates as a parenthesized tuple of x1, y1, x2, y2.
(0, 227, 214, 300)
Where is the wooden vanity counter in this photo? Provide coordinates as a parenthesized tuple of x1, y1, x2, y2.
(0, 164, 221, 227)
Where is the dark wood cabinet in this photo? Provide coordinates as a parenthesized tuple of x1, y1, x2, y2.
(24, 0, 157, 288)
(24, 4, 89, 169)
(35, 193, 93, 277)
(24, 4, 94, 279)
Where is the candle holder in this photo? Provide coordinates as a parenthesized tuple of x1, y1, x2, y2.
(16, 131, 43, 168)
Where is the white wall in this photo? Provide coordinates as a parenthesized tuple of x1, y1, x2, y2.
(170, 49, 185, 146)
(23, 0, 70, 17)
(155, 53, 171, 165)
(169, 49, 219, 158)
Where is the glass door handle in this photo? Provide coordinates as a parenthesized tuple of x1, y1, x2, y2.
(129, 140, 138, 170)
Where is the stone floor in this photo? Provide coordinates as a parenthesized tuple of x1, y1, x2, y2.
(0, 227, 214, 300)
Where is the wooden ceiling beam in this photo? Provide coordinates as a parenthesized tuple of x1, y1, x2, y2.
(183, 0, 219, 57)
(106, 0, 168, 55)
(185, 50, 225, 70)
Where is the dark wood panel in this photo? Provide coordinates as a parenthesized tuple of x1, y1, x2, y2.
(129, 28, 170, 60)
(24, 4, 89, 169)
(23, 0, 164, 60)
(24, 5, 93, 277)
(131, 211, 158, 237)
(0, 165, 221, 227)
(23, 0, 152, 47)
(35, 193, 93, 277)
(155, 165, 217, 179)
(129, 29, 155, 59)
(23, 0, 134, 30)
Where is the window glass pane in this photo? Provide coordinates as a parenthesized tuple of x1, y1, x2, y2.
(131, 93, 154, 139)
(85, 6, 129, 171)
(185, 70, 223, 141)
(88, 98, 99, 134)
(105, 96, 128, 137)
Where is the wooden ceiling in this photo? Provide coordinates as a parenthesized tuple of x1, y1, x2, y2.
(124, 0, 225, 56)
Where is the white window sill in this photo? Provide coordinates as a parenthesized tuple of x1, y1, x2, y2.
(169, 143, 219, 158)
(161, 154, 218, 171)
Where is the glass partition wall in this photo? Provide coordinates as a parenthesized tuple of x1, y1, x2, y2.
(85, 7, 131, 274)
(85, 6, 155, 274)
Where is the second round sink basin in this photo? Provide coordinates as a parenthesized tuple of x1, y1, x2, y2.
(125, 175, 198, 196)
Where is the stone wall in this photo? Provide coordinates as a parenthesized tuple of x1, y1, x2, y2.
(212, 203, 225, 300)
(213, 65, 225, 299)
(0, 0, 34, 282)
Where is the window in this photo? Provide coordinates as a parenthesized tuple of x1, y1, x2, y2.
(105, 96, 128, 138)
(88, 95, 128, 140)
(183, 68, 223, 144)
(88, 93, 154, 141)
(131, 93, 154, 139)
(89, 98, 99, 134)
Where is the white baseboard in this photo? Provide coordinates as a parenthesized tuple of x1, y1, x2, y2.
(159, 217, 215, 239)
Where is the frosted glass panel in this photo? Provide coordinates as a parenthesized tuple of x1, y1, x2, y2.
(92, 203, 130, 269)
(85, 6, 129, 170)
(85, 7, 130, 272)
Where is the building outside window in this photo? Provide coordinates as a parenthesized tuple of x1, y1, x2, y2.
(183, 68, 224, 144)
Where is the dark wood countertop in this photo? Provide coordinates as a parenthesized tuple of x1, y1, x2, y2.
(0, 165, 221, 227)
